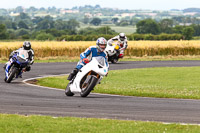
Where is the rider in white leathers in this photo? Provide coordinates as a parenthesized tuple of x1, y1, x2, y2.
(107, 33, 128, 58)
(4, 41, 34, 79)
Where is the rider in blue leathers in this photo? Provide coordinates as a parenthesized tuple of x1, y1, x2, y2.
(67, 37, 108, 80)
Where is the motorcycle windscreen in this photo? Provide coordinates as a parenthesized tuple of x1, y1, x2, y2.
(94, 56, 105, 66)
(17, 50, 29, 62)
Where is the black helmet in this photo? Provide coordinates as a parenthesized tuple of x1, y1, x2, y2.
(23, 41, 31, 50)
(119, 33, 126, 41)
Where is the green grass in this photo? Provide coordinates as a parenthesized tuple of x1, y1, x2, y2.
(0, 114, 200, 133)
(37, 67, 200, 99)
(79, 24, 136, 35)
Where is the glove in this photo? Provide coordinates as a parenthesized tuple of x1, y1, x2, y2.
(83, 58, 89, 64)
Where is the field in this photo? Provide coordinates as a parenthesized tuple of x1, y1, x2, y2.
(1, 41, 200, 60)
(79, 24, 137, 35)
(1, 114, 200, 133)
(37, 67, 200, 99)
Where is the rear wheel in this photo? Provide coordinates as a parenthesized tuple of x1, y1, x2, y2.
(6, 67, 18, 83)
(80, 76, 98, 97)
(111, 58, 118, 64)
(65, 82, 74, 96)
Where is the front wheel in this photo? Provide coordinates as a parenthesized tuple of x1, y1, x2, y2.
(65, 82, 74, 96)
(80, 76, 98, 97)
(5, 67, 18, 83)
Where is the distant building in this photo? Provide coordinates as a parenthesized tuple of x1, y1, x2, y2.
(60, 9, 79, 14)
(94, 13, 103, 17)
(10, 12, 20, 16)
(121, 13, 136, 17)
(84, 13, 93, 18)
(179, 23, 193, 26)
(183, 12, 197, 16)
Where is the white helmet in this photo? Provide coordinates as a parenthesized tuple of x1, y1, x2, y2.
(119, 33, 126, 41)
(96, 37, 107, 52)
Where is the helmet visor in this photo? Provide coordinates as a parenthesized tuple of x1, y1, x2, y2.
(99, 44, 106, 50)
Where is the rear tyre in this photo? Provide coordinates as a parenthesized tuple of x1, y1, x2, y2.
(6, 67, 18, 83)
(65, 82, 74, 96)
(111, 58, 118, 64)
(80, 76, 98, 97)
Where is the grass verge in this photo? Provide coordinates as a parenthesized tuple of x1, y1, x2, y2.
(0, 114, 200, 133)
(36, 67, 200, 99)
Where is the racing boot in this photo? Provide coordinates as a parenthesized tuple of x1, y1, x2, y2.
(67, 68, 78, 81)
(17, 71, 23, 78)
(3, 64, 6, 70)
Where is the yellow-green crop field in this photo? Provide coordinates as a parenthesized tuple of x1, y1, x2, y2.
(0, 40, 200, 58)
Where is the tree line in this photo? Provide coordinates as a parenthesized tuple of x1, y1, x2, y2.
(0, 13, 199, 40)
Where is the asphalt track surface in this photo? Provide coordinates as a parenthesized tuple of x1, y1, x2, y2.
(1, 61, 200, 124)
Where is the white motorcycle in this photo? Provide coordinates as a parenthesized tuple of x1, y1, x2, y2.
(65, 56, 109, 97)
(105, 42, 120, 64)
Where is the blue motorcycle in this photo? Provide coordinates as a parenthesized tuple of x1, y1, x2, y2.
(4, 52, 29, 83)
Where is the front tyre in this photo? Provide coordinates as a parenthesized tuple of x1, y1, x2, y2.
(6, 67, 18, 83)
(80, 76, 98, 97)
(65, 82, 74, 96)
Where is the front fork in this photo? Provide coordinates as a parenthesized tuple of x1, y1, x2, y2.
(5, 63, 12, 79)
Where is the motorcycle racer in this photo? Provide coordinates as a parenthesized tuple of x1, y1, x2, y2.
(4, 41, 34, 80)
(107, 33, 128, 58)
(67, 37, 109, 81)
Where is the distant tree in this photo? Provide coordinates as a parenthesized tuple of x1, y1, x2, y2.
(96, 26, 117, 35)
(16, 29, 29, 36)
(172, 25, 184, 34)
(39, 7, 45, 11)
(191, 24, 200, 36)
(0, 24, 8, 39)
(0, 9, 8, 16)
(82, 16, 90, 24)
(130, 18, 140, 25)
(117, 20, 129, 26)
(18, 12, 30, 20)
(111, 18, 119, 24)
(18, 21, 29, 29)
(15, 6, 24, 13)
(78, 26, 117, 35)
(183, 8, 200, 13)
(136, 19, 160, 35)
(32, 17, 43, 24)
(90, 18, 101, 26)
(54, 19, 67, 30)
(48, 6, 57, 13)
(36, 33, 54, 40)
(67, 19, 80, 31)
(21, 34, 30, 39)
(159, 19, 173, 33)
(44, 15, 54, 21)
(27, 6, 37, 12)
(11, 22, 17, 30)
(182, 27, 194, 40)
(0, 20, 12, 29)
(45, 29, 67, 37)
(36, 19, 54, 30)
(95, 5, 101, 8)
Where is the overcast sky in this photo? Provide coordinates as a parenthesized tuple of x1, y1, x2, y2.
(1, 0, 200, 10)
